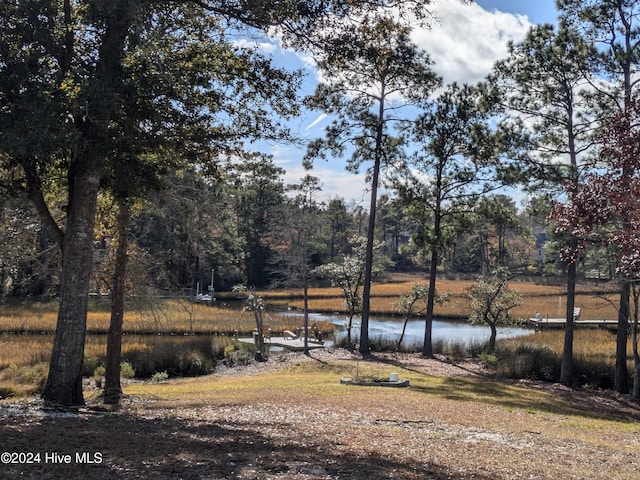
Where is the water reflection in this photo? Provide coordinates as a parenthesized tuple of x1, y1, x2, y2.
(283, 312, 531, 347)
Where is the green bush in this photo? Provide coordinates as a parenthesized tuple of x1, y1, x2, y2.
(83, 356, 102, 377)
(223, 344, 237, 358)
(178, 350, 213, 376)
(480, 351, 497, 365)
(93, 365, 106, 377)
(120, 361, 135, 379)
(151, 371, 169, 382)
(22, 364, 47, 386)
(222, 345, 255, 367)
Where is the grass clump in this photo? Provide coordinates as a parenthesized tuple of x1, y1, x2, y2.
(494, 329, 627, 388)
(494, 343, 560, 381)
(151, 371, 169, 383)
(0, 362, 48, 397)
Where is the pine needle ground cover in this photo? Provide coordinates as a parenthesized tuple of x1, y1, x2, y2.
(2, 349, 639, 479)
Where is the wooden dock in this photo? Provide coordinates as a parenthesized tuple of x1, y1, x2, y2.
(238, 336, 326, 351)
(528, 317, 619, 330)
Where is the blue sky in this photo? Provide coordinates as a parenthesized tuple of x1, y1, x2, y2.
(476, 0, 558, 24)
(261, 0, 560, 207)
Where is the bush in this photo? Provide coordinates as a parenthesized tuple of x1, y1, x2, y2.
(0, 385, 16, 398)
(151, 371, 169, 382)
(479, 351, 497, 365)
(91, 364, 105, 388)
(83, 356, 102, 377)
(572, 356, 616, 389)
(120, 361, 136, 379)
(222, 345, 255, 367)
(495, 343, 560, 381)
(121, 336, 237, 378)
(0, 363, 47, 397)
(177, 350, 213, 376)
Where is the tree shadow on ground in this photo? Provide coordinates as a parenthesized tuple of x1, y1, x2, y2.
(1, 407, 493, 480)
(360, 353, 640, 424)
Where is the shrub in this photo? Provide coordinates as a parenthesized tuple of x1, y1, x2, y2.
(124, 336, 218, 378)
(222, 346, 255, 367)
(151, 371, 169, 382)
(0, 362, 47, 397)
(572, 356, 616, 389)
(480, 351, 497, 365)
(495, 343, 560, 381)
(120, 361, 136, 379)
(177, 350, 213, 376)
(83, 356, 102, 377)
(0, 385, 16, 398)
(93, 365, 105, 388)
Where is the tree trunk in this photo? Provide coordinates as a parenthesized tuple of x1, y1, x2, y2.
(423, 201, 442, 358)
(303, 284, 309, 356)
(488, 323, 497, 353)
(397, 316, 410, 351)
(359, 151, 381, 355)
(41, 168, 101, 406)
(560, 260, 577, 386)
(423, 245, 438, 358)
(615, 282, 630, 394)
(632, 284, 640, 400)
(40, 0, 134, 407)
(633, 364, 640, 400)
(103, 199, 131, 404)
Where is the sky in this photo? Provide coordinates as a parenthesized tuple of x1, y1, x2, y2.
(258, 0, 560, 208)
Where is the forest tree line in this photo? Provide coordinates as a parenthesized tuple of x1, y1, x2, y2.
(0, 165, 600, 298)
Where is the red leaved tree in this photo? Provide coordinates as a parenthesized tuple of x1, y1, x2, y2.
(553, 100, 640, 395)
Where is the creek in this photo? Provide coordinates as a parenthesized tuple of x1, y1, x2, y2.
(282, 311, 532, 348)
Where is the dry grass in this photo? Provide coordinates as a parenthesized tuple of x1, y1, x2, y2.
(3, 350, 639, 479)
(0, 278, 621, 335)
(0, 277, 625, 397)
(0, 300, 334, 336)
(286, 277, 620, 320)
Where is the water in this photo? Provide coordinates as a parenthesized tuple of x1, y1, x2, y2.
(284, 311, 531, 347)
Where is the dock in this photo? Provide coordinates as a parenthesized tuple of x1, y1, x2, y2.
(528, 317, 619, 330)
(237, 336, 326, 351)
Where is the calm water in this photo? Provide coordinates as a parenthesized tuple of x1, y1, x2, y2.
(285, 312, 531, 347)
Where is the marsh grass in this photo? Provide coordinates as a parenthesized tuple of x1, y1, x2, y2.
(338, 333, 488, 358)
(497, 329, 626, 388)
(0, 299, 334, 335)
(286, 278, 619, 320)
(0, 278, 627, 397)
(0, 332, 261, 397)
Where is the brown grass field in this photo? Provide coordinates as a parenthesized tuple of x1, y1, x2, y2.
(285, 276, 620, 320)
(0, 276, 621, 336)
(2, 349, 639, 479)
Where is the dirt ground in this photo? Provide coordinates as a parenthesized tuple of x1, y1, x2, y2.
(2, 349, 640, 479)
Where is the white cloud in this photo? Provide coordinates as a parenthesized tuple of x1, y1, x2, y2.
(230, 37, 278, 54)
(306, 113, 328, 131)
(412, 0, 532, 85)
(270, 145, 372, 207)
(266, 1, 536, 204)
